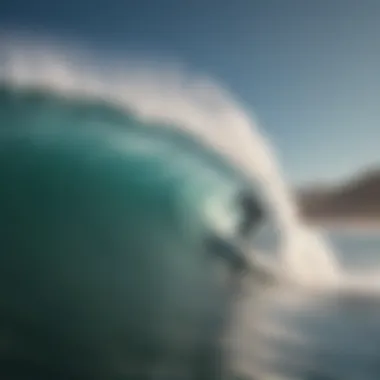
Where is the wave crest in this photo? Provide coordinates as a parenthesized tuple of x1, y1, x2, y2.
(0, 33, 337, 284)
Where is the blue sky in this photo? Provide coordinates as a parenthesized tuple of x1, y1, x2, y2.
(1, 0, 379, 185)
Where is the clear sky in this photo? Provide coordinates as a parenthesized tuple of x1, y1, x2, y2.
(1, 0, 379, 185)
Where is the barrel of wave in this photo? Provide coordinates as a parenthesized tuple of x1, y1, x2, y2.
(1, 40, 340, 289)
(0, 84, 275, 378)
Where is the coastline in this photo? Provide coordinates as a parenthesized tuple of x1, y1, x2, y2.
(302, 218, 380, 234)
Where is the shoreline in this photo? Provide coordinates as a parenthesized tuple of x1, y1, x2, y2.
(302, 218, 380, 234)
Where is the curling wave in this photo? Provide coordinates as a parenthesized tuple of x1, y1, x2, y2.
(0, 34, 338, 286)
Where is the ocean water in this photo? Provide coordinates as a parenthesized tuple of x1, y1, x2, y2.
(0, 36, 379, 380)
(240, 229, 380, 380)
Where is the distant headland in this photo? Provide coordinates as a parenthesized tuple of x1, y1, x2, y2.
(296, 167, 380, 229)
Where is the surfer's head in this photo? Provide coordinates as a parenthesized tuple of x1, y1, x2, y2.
(0, 85, 266, 379)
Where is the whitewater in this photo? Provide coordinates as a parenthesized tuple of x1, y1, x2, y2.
(2, 35, 380, 304)
(0, 35, 342, 288)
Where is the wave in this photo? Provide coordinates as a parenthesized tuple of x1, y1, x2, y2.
(2, 31, 380, 380)
(5, 35, 380, 295)
(0, 34, 339, 287)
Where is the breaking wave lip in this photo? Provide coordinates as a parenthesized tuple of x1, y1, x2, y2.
(0, 32, 346, 289)
(0, 34, 280, 193)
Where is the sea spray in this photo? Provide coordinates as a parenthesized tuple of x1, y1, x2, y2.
(0, 35, 338, 285)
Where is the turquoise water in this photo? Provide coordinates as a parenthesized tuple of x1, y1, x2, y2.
(0, 84, 269, 379)
(0, 61, 379, 379)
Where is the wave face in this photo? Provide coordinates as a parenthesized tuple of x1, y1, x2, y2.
(0, 37, 338, 283)
(0, 82, 263, 245)
(0, 83, 268, 377)
(0, 36, 340, 379)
